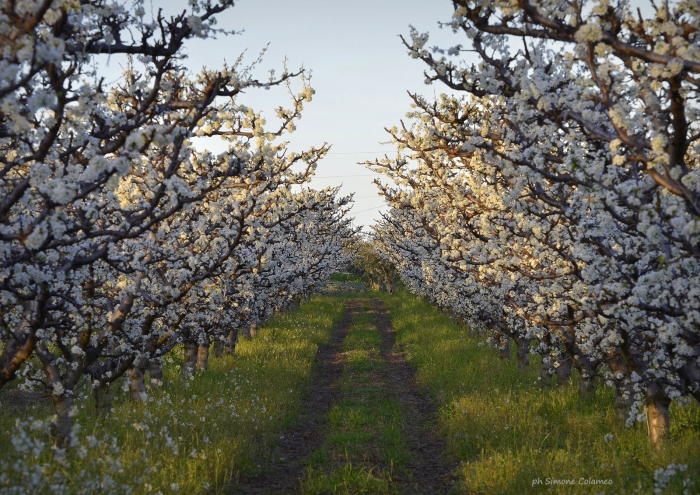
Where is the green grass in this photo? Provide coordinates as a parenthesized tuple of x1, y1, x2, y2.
(3, 288, 698, 494)
(329, 273, 363, 283)
(379, 290, 700, 494)
(0, 295, 345, 495)
(301, 302, 406, 495)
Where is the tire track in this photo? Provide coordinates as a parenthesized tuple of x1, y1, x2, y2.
(227, 301, 360, 494)
(375, 300, 458, 494)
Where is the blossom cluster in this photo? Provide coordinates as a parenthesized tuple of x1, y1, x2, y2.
(0, 0, 355, 448)
(368, 0, 700, 446)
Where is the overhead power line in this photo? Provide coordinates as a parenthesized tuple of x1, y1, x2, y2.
(352, 205, 387, 215)
(313, 174, 379, 178)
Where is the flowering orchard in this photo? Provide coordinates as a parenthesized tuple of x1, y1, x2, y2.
(0, 0, 355, 452)
(368, 0, 700, 447)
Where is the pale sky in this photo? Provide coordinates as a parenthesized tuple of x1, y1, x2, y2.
(145, 0, 466, 229)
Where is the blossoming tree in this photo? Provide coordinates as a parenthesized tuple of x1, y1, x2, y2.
(369, 0, 700, 447)
(0, 0, 354, 446)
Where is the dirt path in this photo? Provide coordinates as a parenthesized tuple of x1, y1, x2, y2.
(228, 299, 456, 494)
(228, 300, 359, 494)
(375, 300, 458, 494)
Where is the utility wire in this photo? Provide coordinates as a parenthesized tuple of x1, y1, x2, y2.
(313, 174, 379, 178)
(352, 205, 387, 214)
(306, 118, 390, 121)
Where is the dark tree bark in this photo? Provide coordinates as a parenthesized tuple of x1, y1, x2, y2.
(646, 381, 671, 448)
(196, 336, 210, 373)
(50, 395, 74, 448)
(147, 358, 164, 388)
(556, 356, 572, 386)
(540, 354, 553, 384)
(93, 383, 113, 418)
(213, 338, 224, 357)
(498, 334, 511, 359)
(607, 351, 634, 420)
(578, 373, 597, 399)
(182, 340, 198, 378)
(225, 328, 239, 354)
(515, 336, 531, 368)
(128, 357, 148, 402)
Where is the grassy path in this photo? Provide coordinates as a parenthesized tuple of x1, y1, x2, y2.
(302, 299, 401, 494)
(375, 301, 456, 493)
(301, 299, 456, 494)
(231, 288, 698, 494)
(232, 298, 456, 494)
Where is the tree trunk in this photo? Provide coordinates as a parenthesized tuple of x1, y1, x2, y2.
(646, 383, 671, 447)
(556, 357, 572, 386)
(249, 322, 258, 338)
(578, 373, 596, 399)
(681, 345, 700, 404)
(0, 290, 48, 391)
(225, 328, 239, 354)
(196, 336, 210, 374)
(613, 378, 635, 421)
(128, 359, 148, 402)
(498, 334, 511, 359)
(607, 353, 634, 420)
(147, 359, 163, 388)
(182, 340, 198, 378)
(213, 339, 224, 358)
(93, 383, 113, 417)
(50, 395, 74, 447)
(540, 355, 553, 384)
(515, 337, 531, 368)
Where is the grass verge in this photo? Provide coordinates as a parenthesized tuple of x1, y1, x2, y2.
(380, 290, 700, 495)
(0, 295, 344, 495)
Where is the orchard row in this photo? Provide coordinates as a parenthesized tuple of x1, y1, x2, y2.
(369, 0, 700, 447)
(0, 0, 355, 446)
